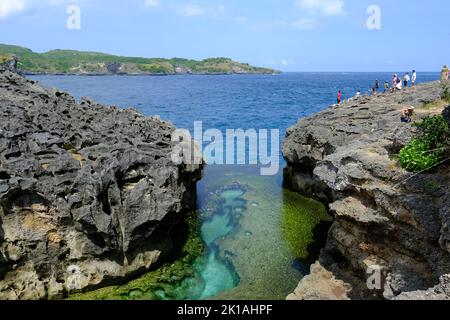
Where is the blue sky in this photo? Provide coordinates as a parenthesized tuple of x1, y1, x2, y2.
(0, 0, 449, 71)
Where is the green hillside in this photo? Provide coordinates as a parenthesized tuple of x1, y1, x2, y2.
(0, 44, 277, 75)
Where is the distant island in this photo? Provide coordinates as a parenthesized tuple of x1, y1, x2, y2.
(0, 44, 278, 76)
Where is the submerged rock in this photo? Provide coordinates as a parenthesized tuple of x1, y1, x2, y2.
(283, 81, 450, 300)
(0, 68, 204, 299)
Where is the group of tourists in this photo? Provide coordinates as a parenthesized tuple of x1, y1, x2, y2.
(336, 65, 449, 105)
(400, 66, 448, 123)
(336, 70, 417, 104)
(388, 70, 417, 94)
(335, 65, 449, 123)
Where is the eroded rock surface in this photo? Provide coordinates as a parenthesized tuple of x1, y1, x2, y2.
(287, 262, 351, 300)
(283, 81, 450, 300)
(0, 67, 203, 299)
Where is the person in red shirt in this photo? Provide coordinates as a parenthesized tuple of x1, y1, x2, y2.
(337, 90, 342, 104)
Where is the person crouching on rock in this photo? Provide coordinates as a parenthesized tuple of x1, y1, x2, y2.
(401, 106, 415, 123)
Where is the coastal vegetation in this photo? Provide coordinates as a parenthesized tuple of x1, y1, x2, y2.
(441, 83, 450, 103)
(399, 115, 449, 172)
(0, 54, 12, 64)
(0, 44, 277, 75)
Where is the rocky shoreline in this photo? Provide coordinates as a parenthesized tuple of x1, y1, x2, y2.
(0, 64, 204, 299)
(283, 81, 450, 300)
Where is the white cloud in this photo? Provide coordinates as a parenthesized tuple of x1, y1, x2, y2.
(144, 0, 160, 9)
(235, 15, 248, 23)
(0, 0, 86, 20)
(281, 59, 297, 66)
(260, 18, 317, 31)
(175, 4, 226, 18)
(291, 18, 317, 30)
(0, 0, 25, 19)
(296, 0, 345, 16)
(176, 4, 205, 16)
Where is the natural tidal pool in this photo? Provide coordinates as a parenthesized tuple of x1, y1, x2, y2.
(193, 165, 331, 300)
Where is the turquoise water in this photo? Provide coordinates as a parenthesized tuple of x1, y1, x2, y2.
(191, 165, 328, 300)
(198, 251, 238, 299)
(196, 187, 245, 299)
(31, 73, 440, 299)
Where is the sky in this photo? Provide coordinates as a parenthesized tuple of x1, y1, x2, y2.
(0, 0, 449, 71)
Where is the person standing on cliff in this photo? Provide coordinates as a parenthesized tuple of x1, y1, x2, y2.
(442, 65, 449, 81)
(403, 73, 410, 87)
(411, 70, 417, 86)
(337, 90, 342, 104)
(396, 77, 403, 91)
(384, 81, 389, 93)
(374, 80, 379, 95)
(392, 74, 398, 93)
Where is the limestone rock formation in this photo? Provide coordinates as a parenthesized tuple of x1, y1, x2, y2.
(393, 274, 450, 300)
(287, 262, 351, 300)
(0, 67, 204, 299)
(283, 81, 450, 300)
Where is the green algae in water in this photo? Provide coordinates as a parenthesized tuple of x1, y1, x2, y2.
(68, 213, 205, 300)
(281, 189, 332, 259)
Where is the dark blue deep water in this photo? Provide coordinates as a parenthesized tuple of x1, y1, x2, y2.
(31, 72, 439, 140)
(31, 72, 440, 300)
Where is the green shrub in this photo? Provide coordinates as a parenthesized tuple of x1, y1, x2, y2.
(442, 83, 450, 103)
(417, 115, 450, 146)
(0, 54, 12, 64)
(399, 115, 449, 172)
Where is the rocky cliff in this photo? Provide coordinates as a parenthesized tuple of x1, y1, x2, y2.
(283, 81, 450, 300)
(0, 55, 18, 74)
(0, 67, 203, 299)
